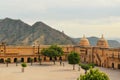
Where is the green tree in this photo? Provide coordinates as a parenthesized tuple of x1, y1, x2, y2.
(79, 63, 95, 74)
(77, 68, 110, 80)
(79, 63, 90, 74)
(41, 45, 63, 64)
(49, 44, 63, 57)
(21, 63, 27, 72)
(68, 51, 80, 70)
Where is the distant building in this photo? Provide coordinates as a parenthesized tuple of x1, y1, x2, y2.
(0, 35, 120, 69)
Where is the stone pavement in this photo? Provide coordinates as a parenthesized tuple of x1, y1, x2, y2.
(0, 62, 119, 80)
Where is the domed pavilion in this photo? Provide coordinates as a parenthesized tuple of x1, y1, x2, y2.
(79, 35, 90, 47)
(97, 35, 109, 48)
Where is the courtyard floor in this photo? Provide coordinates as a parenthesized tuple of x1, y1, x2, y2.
(0, 62, 119, 80)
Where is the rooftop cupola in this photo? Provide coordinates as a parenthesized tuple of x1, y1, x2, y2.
(79, 35, 90, 47)
(97, 34, 109, 48)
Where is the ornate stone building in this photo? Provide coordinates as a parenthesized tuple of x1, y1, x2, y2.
(78, 35, 120, 69)
(0, 43, 71, 63)
(0, 35, 120, 69)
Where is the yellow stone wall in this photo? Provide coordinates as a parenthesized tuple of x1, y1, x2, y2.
(0, 44, 75, 63)
(0, 43, 120, 69)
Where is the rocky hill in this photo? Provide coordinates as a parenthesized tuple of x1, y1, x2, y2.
(0, 18, 75, 45)
(0, 18, 120, 48)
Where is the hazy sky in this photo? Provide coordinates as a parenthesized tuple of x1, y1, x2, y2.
(0, 0, 120, 38)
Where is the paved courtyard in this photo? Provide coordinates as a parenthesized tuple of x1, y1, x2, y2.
(0, 62, 119, 80)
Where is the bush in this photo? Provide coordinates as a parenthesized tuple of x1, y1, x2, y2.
(21, 63, 27, 67)
(21, 63, 27, 72)
(77, 68, 110, 80)
(88, 63, 95, 68)
(79, 63, 95, 70)
(79, 63, 90, 71)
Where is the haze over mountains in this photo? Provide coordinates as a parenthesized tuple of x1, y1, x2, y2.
(0, 18, 120, 48)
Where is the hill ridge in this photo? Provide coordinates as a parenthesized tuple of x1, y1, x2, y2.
(0, 18, 75, 45)
(0, 18, 120, 48)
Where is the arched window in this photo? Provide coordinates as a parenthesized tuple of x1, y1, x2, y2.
(59, 56, 62, 61)
(49, 57, 52, 61)
(14, 58, 17, 63)
(118, 64, 120, 69)
(54, 57, 57, 60)
(0, 58, 4, 63)
(7, 58, 11, 63)
(44, 57, 46, 61)
(21, 58, 24, 62)
(34, 57, 37, 62)
(27, 57, 31, 63)
(112, 63, 114, 68)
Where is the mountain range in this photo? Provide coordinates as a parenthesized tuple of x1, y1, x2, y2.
(0, 18, 120, 48)
(0, 18, 75, 45)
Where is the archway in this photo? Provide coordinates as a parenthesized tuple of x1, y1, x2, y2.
(7, 58, 11, 63)
(49, 57, 52, 61)
(54, 57, 57, 60)
(0, 58, 4, 63)
(21, 58, 24, 62)
(112, 63, 114, 68)
(44, 57, 46, 61)
(14, 58, 17, 63)
(0, 59, 1, 63)
(34, 57, 37, 62)
(27, 57, 31, 63)
(118, 64, 120, 69)
(59, 56, 62, 61)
